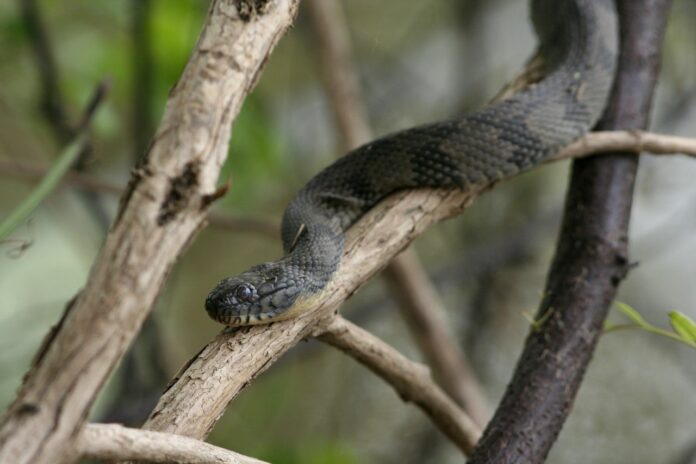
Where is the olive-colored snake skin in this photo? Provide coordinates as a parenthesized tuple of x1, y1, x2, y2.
(205, 0, 618, 326)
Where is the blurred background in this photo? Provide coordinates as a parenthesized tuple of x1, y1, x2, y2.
(1, 0, 695, 463)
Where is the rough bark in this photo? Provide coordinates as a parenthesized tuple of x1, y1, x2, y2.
(0, 1, 299, 463)
(467, 1, 673, 462)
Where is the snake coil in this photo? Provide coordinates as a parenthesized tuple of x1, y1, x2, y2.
(205, 0, 618, 326)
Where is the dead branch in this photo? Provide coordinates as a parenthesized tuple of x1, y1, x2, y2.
(79, 423, 267, 464)
(552, 130, 696, 161)
(0, 1, 299, 463)
(314, 316, 481, 454)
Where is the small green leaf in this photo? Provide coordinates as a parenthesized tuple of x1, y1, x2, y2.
(615, 301, 645, 325)
(668, 311, 696, 343)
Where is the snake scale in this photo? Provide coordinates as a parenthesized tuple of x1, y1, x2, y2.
(205, 0, 618, 326)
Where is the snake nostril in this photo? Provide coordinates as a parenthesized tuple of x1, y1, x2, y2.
(205, 292, 224, 315)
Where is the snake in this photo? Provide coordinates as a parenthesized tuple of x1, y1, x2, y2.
(205, 0, 618, 327)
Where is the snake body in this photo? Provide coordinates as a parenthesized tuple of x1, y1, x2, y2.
(205, 0, 618, 326)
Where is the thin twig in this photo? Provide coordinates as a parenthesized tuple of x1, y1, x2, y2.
(552, 130, 696, 161)
(305, 0, 491, 426)
(315, 316, 481, 455)
(79, 423, 267, 464)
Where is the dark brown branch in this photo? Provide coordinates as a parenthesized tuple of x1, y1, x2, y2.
(468, 1, 673, 462)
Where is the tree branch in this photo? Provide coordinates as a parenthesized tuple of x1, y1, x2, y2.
(79, 423, 267, 464)
(552, 130, 696, 161)
(314, 316, 481, 454)
(467, 1, 674, 462)
(0, 1, 299, 463)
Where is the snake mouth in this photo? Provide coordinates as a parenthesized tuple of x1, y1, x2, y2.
(205, 288, 324, 327)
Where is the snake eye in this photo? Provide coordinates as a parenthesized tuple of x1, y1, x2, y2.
(235, 284, 254, 302)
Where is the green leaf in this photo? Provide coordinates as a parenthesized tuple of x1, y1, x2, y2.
(668, 311, 696, 343)
(615, 301, 645, 326)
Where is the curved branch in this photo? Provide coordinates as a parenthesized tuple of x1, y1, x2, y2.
(315, 316, 481, 454)
(79, 423, 267, 464)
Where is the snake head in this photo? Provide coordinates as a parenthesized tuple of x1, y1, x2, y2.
(205, 263, 303, 326)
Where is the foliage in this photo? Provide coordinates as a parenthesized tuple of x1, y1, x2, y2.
(605, 301, 696, 350)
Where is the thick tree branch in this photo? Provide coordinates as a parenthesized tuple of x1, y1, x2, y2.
(468, 1, 674, 462)
(306, 0, 490, 426)
(0, 2, 299, 463)
(314, 316, 481, 454)
(79, 423, 267, 464)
